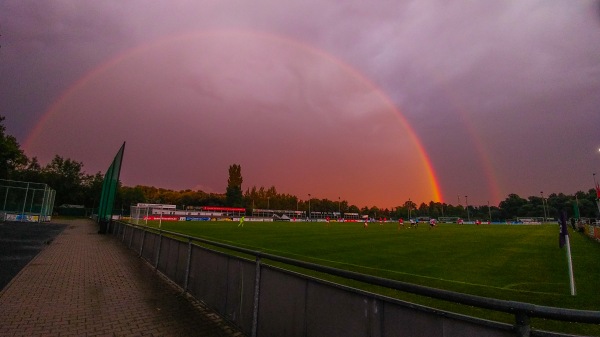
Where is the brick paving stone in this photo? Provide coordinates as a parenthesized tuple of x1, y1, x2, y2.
(0, 219, 245, 337)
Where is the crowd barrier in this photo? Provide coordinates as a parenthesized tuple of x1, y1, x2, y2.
(108, 221, 600, 337)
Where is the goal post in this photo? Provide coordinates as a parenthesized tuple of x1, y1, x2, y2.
(438, 217, 460, 223)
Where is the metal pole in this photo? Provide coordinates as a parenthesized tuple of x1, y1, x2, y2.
(3, 186, 9, 212)
(41, 185, 49, 222)
(488, 201, 492, 223)
(251, 256, 262, 337)
(465, 195, 470, 222)
(594, 174, 600, 215)
(21, 183, 29, 222)
(540, 191, 547, 222)
(565, 235, 576, 296)
(129, 227, 134, 248)
(155, 233, 162, 270)
(140, 231, 146, 257)
(159, 206, 163, 228)
(515, 311, 531, 337)
(183, 238, 193, 292)
(29, 189, 35, 214)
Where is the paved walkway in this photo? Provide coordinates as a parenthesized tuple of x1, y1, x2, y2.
(0, 219, 245, 337)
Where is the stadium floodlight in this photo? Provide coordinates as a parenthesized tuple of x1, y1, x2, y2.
(465, 195, 470, 222)
(540, 191, 548, 222)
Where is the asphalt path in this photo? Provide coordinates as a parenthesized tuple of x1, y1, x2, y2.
(0, 221, 67, 290)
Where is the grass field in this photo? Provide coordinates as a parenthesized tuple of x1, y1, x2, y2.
(137, 220, 600, 335)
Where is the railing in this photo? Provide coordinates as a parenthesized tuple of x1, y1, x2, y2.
(109, 221, 600, 337)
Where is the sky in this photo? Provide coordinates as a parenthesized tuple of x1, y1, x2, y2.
(1, 1, 600, 209)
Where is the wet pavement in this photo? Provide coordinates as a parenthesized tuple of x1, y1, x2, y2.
(0, 221, 66, 290)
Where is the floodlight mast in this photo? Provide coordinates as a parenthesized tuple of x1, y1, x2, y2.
(541, 191, 548, 222)
(594, 173, 600, 216)
(465, 195, 470, 222)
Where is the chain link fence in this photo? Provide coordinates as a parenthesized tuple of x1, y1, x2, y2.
(0, 179, 55, 222)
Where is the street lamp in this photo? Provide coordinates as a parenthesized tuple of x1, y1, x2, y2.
(465, 195, 470, 222)
(338, 197, 341, 216)
(540, 191, 547, 222)
(487, 201, 492, 223)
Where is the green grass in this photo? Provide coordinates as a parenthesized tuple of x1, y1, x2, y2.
(135, 220, 600, 335)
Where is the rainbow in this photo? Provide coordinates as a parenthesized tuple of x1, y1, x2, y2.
(25, 29, 443, 202)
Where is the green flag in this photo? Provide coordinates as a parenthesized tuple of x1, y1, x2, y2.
(98, 142, 126, 223)
(572, 197, 580, 220)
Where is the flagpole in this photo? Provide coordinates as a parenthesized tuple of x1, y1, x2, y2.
(565, 234, 576, 296)
(559, 210, 576, 296)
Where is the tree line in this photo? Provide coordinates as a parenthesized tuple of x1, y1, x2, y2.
(1, 116, 598, 220)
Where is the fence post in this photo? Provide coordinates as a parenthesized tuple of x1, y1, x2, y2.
(139, 230, 146, 257)
(183, 238, 193, 292)
(21, 183, 29, 221)
(155, 233, 162, 270)
(251, 255, 262, 337)
(3, 186, 9, 211)
(129, 227, 134, 248)
(514, 311, 530, 337)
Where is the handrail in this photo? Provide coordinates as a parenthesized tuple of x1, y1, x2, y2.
(122, 221, 600, 325)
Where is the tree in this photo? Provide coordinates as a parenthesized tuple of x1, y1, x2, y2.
(226, 164, 243, 207)
(498, 194, 525, 219)
(0, 116, 27, 179)
(42, 155, 86, 206)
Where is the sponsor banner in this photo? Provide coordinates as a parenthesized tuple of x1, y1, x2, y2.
(143, 216, 179, 221)
(137, 203, 176, 209)
(186, 217, 211, 221)
(4, 214, 39, 222)
(202, 206, 246, 212)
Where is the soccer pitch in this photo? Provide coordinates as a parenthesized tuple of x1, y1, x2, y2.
(143, 221, 598, 307)
(140, 220, 600, 333)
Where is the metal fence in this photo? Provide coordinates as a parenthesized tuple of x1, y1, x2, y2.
(0, 179, 55, 222)
(109, 221, 600, 337)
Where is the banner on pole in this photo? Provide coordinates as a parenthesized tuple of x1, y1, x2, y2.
(98, 142, 126, 224)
